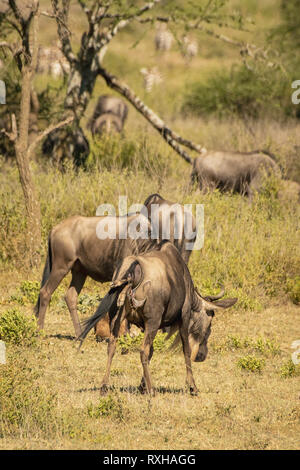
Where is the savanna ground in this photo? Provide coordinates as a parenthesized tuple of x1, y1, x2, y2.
(0, 0, 300, 451)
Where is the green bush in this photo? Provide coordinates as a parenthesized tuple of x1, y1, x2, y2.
(286, 276, 300, 305)
(0, 356, 57, 437)
(182, 65, 295, 119)
(9, 280, 40, 305)
(237, 355, 265, 373)
(117, 331, 174, 354)
(280, 359, 300, 378)
(87, 395, 125, 421)
(0, 308, 40, 346)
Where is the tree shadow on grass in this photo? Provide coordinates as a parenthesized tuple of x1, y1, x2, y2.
(76, 384, 185, 395)
(48, 333, 76, 341)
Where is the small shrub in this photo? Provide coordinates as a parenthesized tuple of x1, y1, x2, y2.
(237, 355, 265, 373)
(117, 331, 174, 354)
(286, 277, 300, 305)
(0, 356, 57, 437)
(252, 337, 281, 357)
(182, 65, 293, 119)
(224, 335, 280, 357)
(87, 395, 125, 421)
(77, 293, 102, 314)
(280, 359, 300, 378)
(9, 280, 65, 307)
(19, 280, 40, 303)
(0, 308, 40, 346)
(117, 332, 143, 353)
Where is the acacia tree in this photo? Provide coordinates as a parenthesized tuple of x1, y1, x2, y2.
(47, 0, 277, 165)
(0, 0, 73, 266)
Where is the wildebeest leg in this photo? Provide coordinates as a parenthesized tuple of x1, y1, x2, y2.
(139, 325, 159, 396)
(248, 173, 261, 203)
(65, 268, 87, 337)
(179, 320, 198, 396)
(99, 306, 125, 395)
(138, 343, 154, 394)
(100, 334, 117, 396)
(37, 263, 72, 331)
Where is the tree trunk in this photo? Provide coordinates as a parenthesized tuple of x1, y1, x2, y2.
(13, 7, 42, 267)
(15, 67, 41, 267)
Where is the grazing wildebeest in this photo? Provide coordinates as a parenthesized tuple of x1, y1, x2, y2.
(78, 241, 237, 396)
(94, 194, 197, 342)
(143, 193, 197, 264)
(190, 150, 281, 198)
(34, 213, 158, 337)
(42, 127, 89, 169)
(88, 95, 128, 137)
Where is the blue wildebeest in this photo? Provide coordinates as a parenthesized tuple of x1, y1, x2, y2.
(78, 241, 237, 396)
(88, 95, 128, 137)
(35, 195, 198, 338)
(190, 150, 281, 199)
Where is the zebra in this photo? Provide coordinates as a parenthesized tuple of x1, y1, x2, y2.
(140, 67, 163, 93)
(182, 36, 198, 61)
(36, 43, 70, 78)
(154, 24, 173, 52)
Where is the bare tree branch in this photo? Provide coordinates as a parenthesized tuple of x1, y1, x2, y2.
(97, 0, 163, 50)
(51, 0, 77, 64)
(97, 65, 207, 164)
(27, 115, 74, 156)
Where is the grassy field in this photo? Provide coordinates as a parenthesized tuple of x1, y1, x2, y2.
(0, 0, 300, 451)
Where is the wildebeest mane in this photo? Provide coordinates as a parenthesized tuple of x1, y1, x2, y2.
(143, 193, 164, 207)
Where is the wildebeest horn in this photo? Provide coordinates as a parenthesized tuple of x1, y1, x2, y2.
(204, 285, 225, 301)
(202, 297, 238, 311)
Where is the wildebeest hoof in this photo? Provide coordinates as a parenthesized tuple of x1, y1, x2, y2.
(100, 383, 109, 395)
(189, 386, 198, 396)
(138, 381, 155, 397)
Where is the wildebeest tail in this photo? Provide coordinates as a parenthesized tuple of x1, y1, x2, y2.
(76, 285, 125, 348)
(34, 234, 52, 316)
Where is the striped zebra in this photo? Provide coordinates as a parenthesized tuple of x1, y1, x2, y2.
(140, 67, 163, 93)
(154, 24, 173, 52)
(37, 43, 70, 78)
(182, 36, 198, 61)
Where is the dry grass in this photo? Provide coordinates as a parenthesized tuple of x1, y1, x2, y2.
(1, 0, 300, 451)
(0, 278, 299, 450)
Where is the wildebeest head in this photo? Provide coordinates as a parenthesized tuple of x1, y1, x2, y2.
(188, 291, 237, 362)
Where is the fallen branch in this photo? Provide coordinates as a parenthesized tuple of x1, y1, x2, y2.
(97, 65, 206, 164)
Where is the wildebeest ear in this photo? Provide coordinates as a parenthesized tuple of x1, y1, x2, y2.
(202, 298, 237, 311)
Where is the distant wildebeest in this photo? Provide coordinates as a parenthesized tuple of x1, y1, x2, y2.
(88, 95, 128, 137)
(34, 213, 159, 337)
(190, 149, 281, 199)
(78, 241, 237, 396)
(42, 127, 89, 169)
